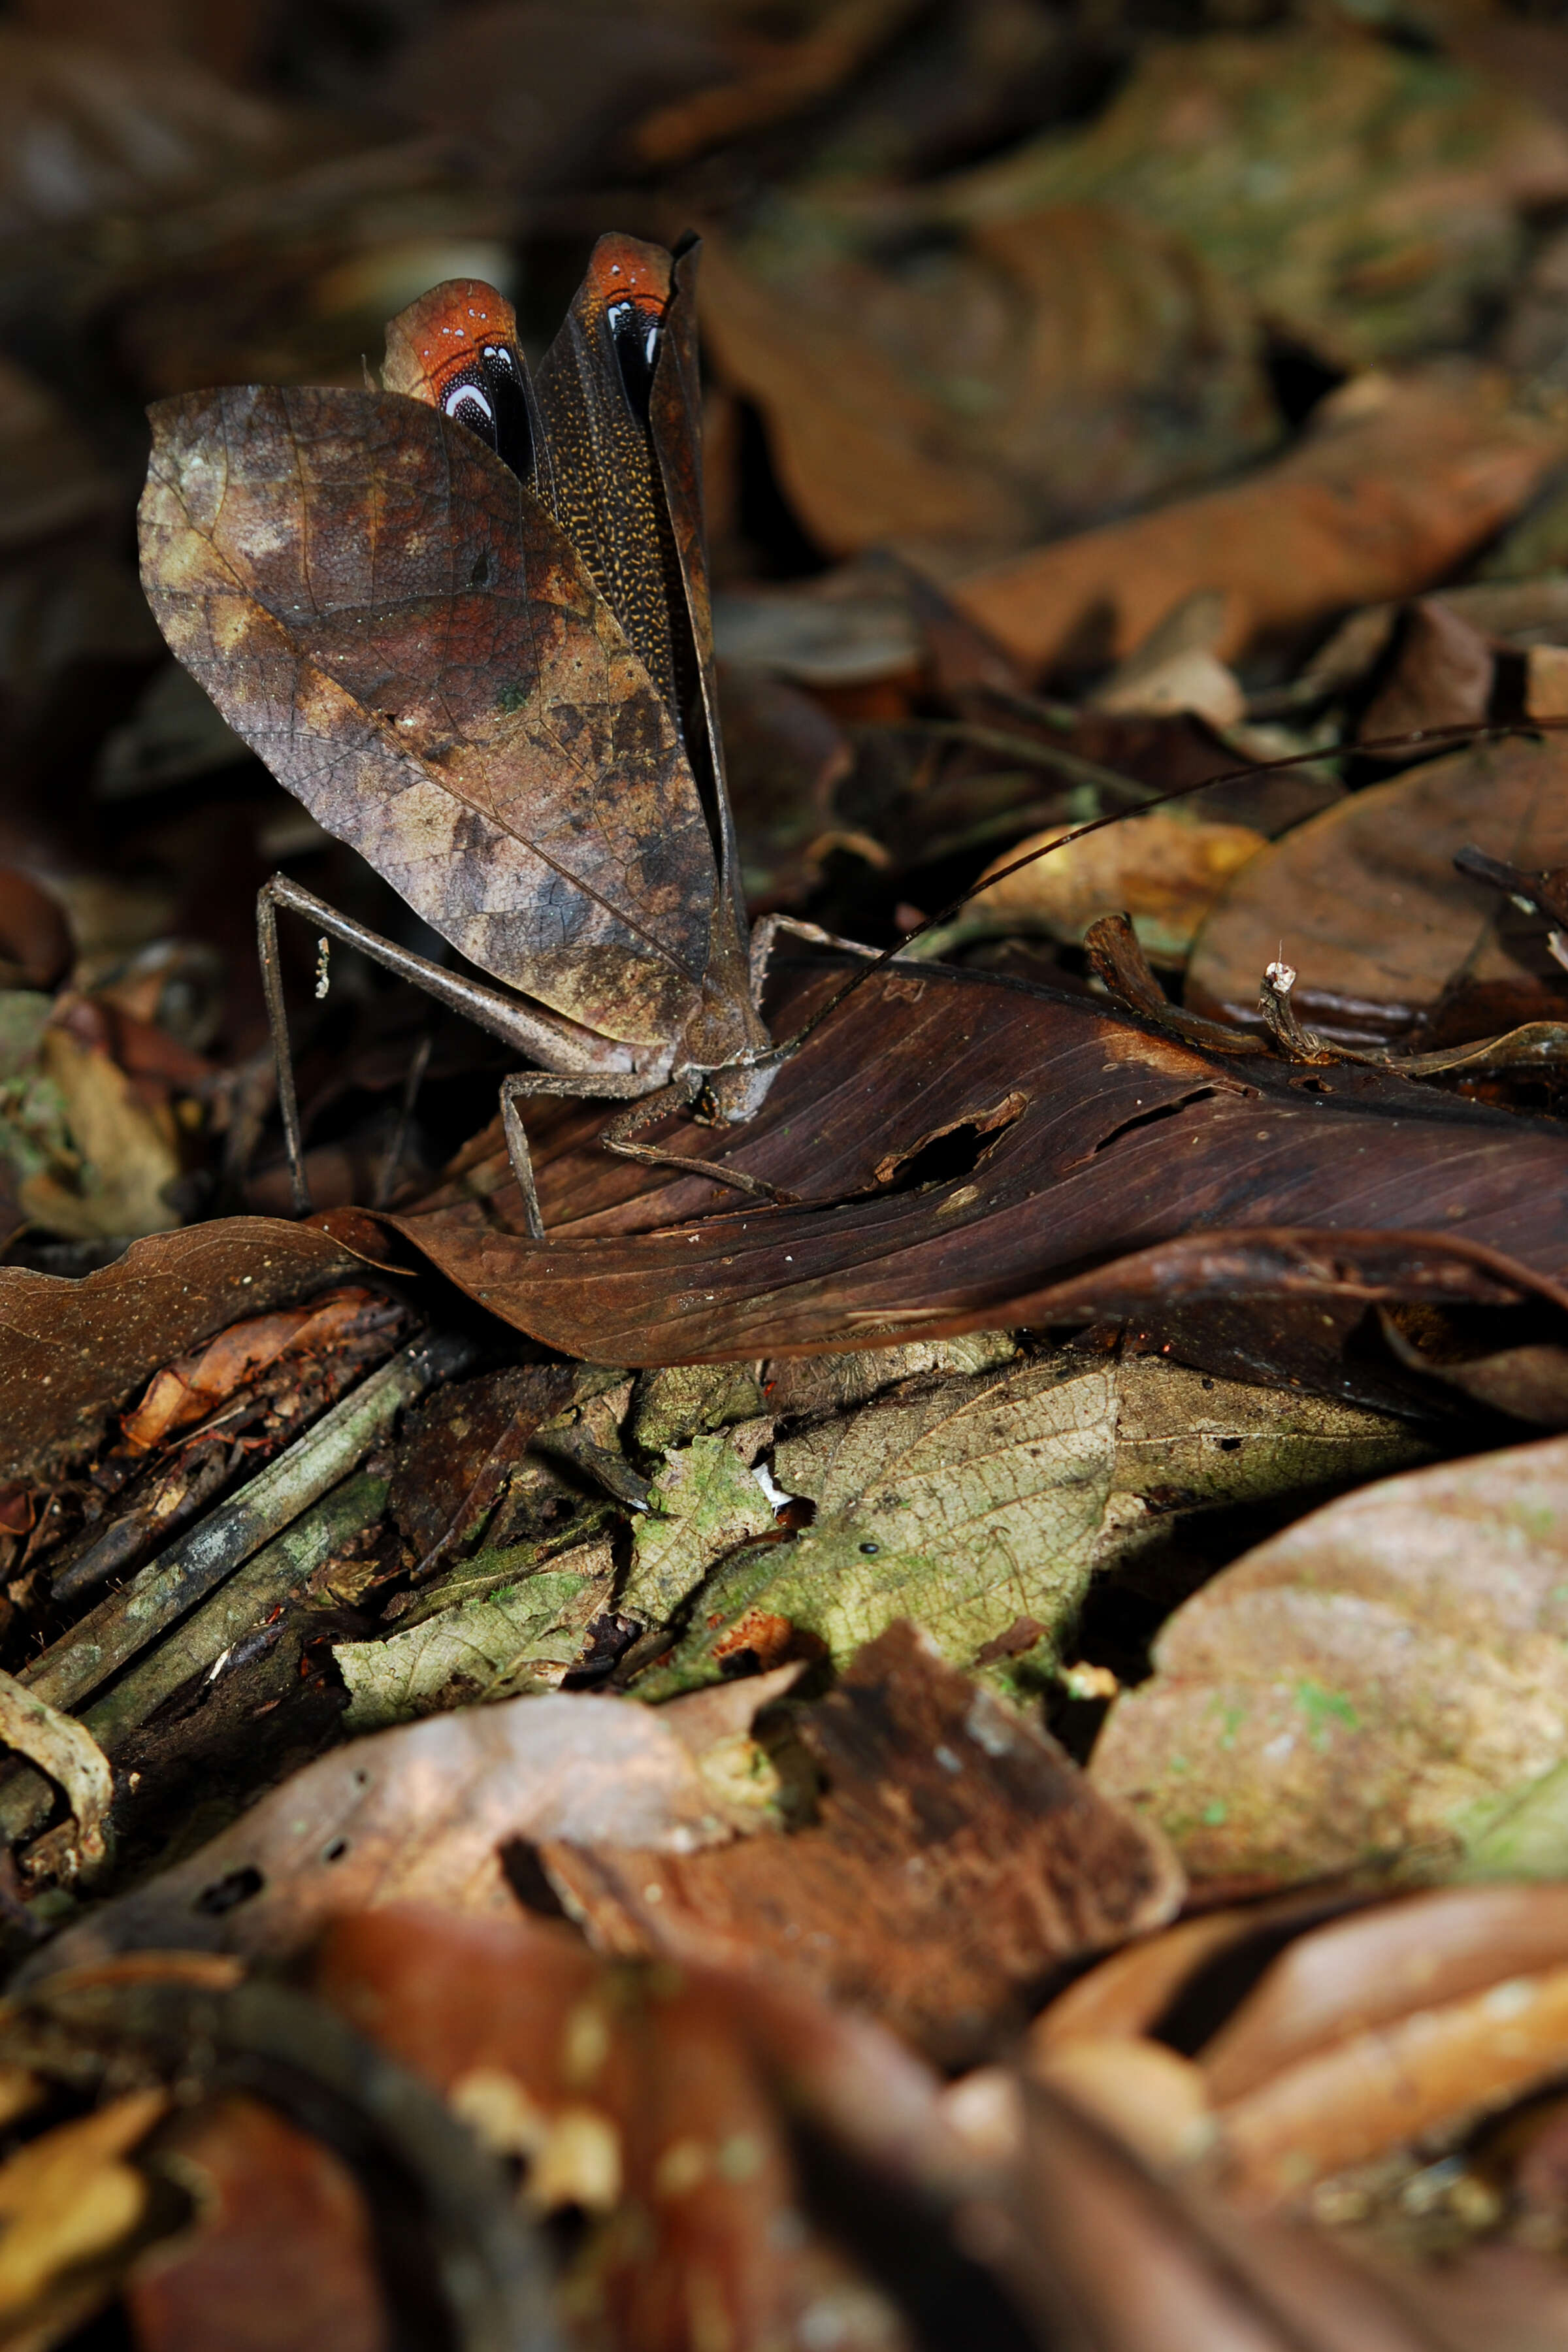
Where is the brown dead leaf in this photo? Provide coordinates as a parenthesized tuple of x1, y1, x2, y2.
(0, 1218, 363, 1482)
(313, 1903, 945, 2352)
(954, 368, 1568, 675)
(367, 953, 1568, 1369)
(1089, 1429, 1568, 1887)
(697, 201, 1276, 564)
(124, 2094, 387, 2352)
(24, 1678, 793, 1979)
(543, 1622, 1183, 2066)
(1186, 734, 1568, 1039)
(953, 806, 1264, 966)
(1356, 598, 1496, 746)
(118, 1287, 392, 1454)
(995, 2074, 1446, 2352)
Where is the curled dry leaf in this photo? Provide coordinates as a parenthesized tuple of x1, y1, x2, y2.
(0, 1218, 363, 1481)
(543, 1622, 1183, 2066)
(1089, 1429, 1568, 1887)
(1186, 734, 1568, 1038)
(953, 368, 1568, 675)
(369, 955, 1568, 1367)
(0, 1669, 113, 1882)
(24, 1679, 793, 1980)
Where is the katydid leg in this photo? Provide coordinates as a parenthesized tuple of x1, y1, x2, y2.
(258, 874, 632, 1215)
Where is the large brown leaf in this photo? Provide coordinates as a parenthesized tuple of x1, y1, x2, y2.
(138, 379, 712, 1049)
(0, 1218, 360, 1481)
(358, 953, 1568, 1364)
(1185, 733, 1568, 1038)
(953, 367, 1568, 674)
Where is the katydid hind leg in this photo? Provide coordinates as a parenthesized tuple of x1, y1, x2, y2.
(257, 873, 634, 1217)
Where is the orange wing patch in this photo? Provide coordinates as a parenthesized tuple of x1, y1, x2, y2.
(382, 278, 533, 477)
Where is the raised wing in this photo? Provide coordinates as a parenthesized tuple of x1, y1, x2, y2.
(138, 382, 716, 1051)
(535, 231, 752, 983)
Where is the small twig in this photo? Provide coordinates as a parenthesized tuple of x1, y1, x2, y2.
(22, 1333, 476, 1720)
(1258, 958, 1338, 1064)
(0, 1674, 113, 1884)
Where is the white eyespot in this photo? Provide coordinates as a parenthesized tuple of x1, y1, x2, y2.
(606, 299, 631, 333)
(445, 383, 494, 425)
(483, 344, 515, 377)
(644, 323, 658, 367)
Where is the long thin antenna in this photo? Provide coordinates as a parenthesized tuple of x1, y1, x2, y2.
(759, 714, 1568, 1066)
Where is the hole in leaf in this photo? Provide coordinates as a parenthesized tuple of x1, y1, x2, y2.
(193, 1865, 264, 1916)
(866, 1091, 1027, 1196)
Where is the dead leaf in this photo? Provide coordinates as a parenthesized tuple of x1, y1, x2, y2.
(544, 1622, 1183, 2065)
(1089, 1428, 1568, 1887)
(1356, 598, 1496, 746)
(3, 1015, 184, 1244)
(1186, 734, 1568, 1039)
(954, 368, 1568, 675)
(125, 2094, 387, 2352)
(938, 29, 1568, 367)
(623, 1437, 777, 1627)
(24, 1679, 794, 1978)
(0, 2087, 167, 2323)
(0, 1672, 112, 1882)
(0, 1218, 361, 1482)
(365, 953, 1568, 1370)
(947, 806, 1265, 966)
(334, 1548, 613, 1729)
(698, 201, 1276, 564)
(118, 1287, 394, 1454)
(313, 1902, 939, 2351)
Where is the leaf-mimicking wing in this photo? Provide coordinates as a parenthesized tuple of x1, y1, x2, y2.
(137, 383, 717, 1051)
(534, 237, 691, 740)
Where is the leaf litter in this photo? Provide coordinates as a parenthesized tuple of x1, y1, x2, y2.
(13, 3, 1568, 2344)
